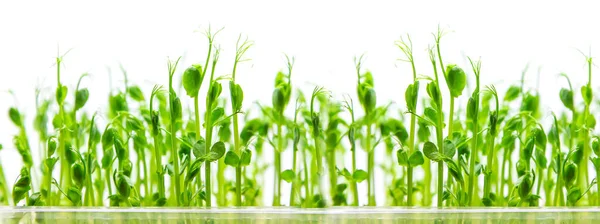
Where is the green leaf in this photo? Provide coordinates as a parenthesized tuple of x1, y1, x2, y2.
(207, 141, 226, 162)
(56, 85, 68, 105)
(559, 88, 574, 110)
(353, 169, 368, 183)
(126, 117, 144, 131)
(211, 107, 225, 124)
(535, 148, 547, 168)
(563, 162, 577, 188)
(230, 82, 244, 112)
(27, 192, 43, 206)
(272, 87, 286, 113)
(409, 150, 424, 167)
(396, 148, 409, 166)
(445, 159, 463, 183)
(185, 158, 204, 183)
(43, 157, 58, 174)
(423, 141, 442, 162)
(444, 64, 467, 97)
(533, 128, 547, 149)
(67, 186, 82, 205)
(363, 87, 377, 114)
(567, 187, 582, 204)
(581, 86, 592, 106)
(593, 137, 600, 157)
(75, 88, 89, 110)
(102, 148, 114, 169)
(127, 86, 145, 102)
(405, 81, 419, 112)
(8, 107, 22, 127)
(208, 81, 222, 103)
(71, 163, 85, 188)
(337, 167, 352, 180)
(443, 139, 456, 158)
(504, 85, 520, 102)
(426, 82, 441, 108)
(192, 138, 206, 158)
(47, 138, 57, 156)
(424, 107, 439, 126)
(587, 116, 596, 129)
(224, 151, 240, 167)
(467, 97, 477, 121)
(171, 97, 182, 121)
(240, 149, 252, 166)
(518, 174, 533, 198)
(102, 128, 116, 150)
(521, 138, 534, 162)
(281, 169, 296, 183)
(183, 64, 203, 97)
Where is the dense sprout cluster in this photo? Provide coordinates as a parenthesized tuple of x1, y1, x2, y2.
(0, 27, 597, 208)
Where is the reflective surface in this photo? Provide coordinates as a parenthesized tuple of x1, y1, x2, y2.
(1, 207, 598, 223)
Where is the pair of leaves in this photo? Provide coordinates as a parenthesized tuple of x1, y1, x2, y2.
(193, 140, 226, 163)
(396, 147, 424, 167)
(337, 167, 369, 183)
(224, 149, 252, 167)
(423, 140, 455, 162)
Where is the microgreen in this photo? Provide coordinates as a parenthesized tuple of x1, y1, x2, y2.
(2, 28, 600, 210)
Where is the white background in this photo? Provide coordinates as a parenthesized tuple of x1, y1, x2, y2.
(1, 0, 600, 206)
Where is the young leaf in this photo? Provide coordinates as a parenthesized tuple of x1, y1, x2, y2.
(397, 148, 408, 166)
(127, 86, 145, 102)
(75, 88, 89, 110)
(423, 141, 442, 162)
(207, 141, 226, 162)
(443, 139, 456, 158)
(504, 85, 520, 102)
(8, 107, 22, 127)
(224, 151, 240, 167)
(239, 149, 252, 166)
(409, 150, 424, 167)
(353, 169, 368, 183)
(445, 64, 467, 97)
(559, 88, 574, 110)
(405, 81, 419, 112)
(182, 64, 203, 97)
(193, 138, 206, 158)
(281, 169, 296, 183)
(56, 85, 68, 105)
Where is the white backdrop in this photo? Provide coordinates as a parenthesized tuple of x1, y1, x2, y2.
(1, 0, 600, 206)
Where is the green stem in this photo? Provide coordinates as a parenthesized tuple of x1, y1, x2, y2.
(435, 110, 444, 208)
(423, 158, 432, 206)
(302, 141, 311, 208)
(328, 146, 337, 203)
(232, 112, 242, 206)
(350, 139, 358, 206)
(273, 123, 283, 206)
(484, 133, 496, 203)
(204, 111, 214, 207)
(290, 140, 298, 206)
(168, 77, 181, 207)
(217, 157, 225, 206)
(407, 105, 417, 206)
(553, 152, 562, 206)
(366, 124, 375, 206)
